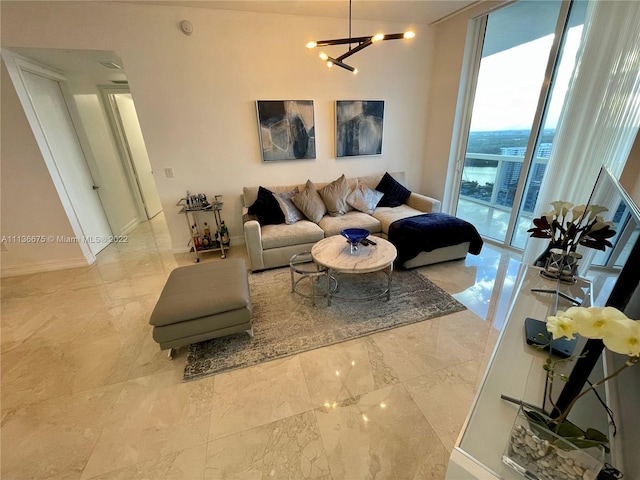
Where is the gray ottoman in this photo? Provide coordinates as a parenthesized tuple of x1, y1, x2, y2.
(149, 258, 253, 358)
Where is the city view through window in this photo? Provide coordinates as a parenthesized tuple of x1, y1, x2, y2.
(454, 1, 585, 249)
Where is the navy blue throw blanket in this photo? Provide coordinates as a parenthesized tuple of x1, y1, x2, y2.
(388, 213, 483, 266)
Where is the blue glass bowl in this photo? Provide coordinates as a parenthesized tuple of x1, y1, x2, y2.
(341, 228, 370, 245)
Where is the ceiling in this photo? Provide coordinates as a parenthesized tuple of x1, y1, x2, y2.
(117, 1, 480, 26)
(7, 48, 129, 86)
(7, 1, 479, 85)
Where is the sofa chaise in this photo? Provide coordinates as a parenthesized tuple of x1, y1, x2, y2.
(242, 172, 474, 272)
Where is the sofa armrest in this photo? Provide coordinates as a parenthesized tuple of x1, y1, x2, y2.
(406, 192, 442, 213)
(243, 220, 265, 271)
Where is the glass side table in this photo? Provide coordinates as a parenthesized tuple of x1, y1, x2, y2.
(289, 252, 336, 306)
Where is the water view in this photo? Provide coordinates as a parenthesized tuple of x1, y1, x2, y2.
(456, 130, 553, 247)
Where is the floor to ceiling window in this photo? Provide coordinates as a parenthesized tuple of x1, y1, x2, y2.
(454, 0, 587, 249)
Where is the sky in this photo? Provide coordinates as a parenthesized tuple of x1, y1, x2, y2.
(470, 25, 584, 133)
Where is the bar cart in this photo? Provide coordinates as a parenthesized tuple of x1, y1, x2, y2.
(177, 196, 228, 262)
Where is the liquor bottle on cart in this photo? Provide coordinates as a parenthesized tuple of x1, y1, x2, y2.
(202, 222, 212, 249)
(220, 221, 230, 246)
(191, 224, 201, 250)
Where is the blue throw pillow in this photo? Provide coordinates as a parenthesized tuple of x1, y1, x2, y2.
(248, 186, 285, 225)
(375, 172, 411, 207)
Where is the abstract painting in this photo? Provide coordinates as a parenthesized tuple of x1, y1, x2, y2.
(336, 100, 384, 157)
(256, 100, 316, 161)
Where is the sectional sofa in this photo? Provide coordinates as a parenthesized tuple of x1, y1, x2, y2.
(242, 171, 472, 272)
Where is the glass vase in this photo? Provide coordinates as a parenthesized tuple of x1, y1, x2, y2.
(502, 406, 604, 480)
(541, 248, 582, 283)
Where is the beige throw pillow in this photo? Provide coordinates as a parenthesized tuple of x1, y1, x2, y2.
(292, 180, 327, 223)
(347, 178, 384, 215)
(319, 174, 351, 216)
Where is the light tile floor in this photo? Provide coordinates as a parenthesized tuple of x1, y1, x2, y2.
(1, 213, 521, 479)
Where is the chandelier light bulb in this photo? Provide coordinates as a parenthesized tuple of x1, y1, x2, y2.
(306, 41, 317, 49)
(404, 31, 416, 39)
(319, 52, 329, 61)
(353, 68, 359, 75)
(372, 33, 385, 42)
(327, 61, 333, 68)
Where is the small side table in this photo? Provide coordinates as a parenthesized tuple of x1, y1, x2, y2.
(289, 252, 335, 306)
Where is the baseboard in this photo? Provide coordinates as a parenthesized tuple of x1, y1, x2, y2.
(1, 257, 89, 278)
(230, 234, 244, 246)
(119, 218, 140, 236)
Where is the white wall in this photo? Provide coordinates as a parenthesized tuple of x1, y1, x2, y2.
(0, 62, 87, 276)
(1, 1, 436, 269)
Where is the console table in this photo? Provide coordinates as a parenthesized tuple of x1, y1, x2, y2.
(446, 264, 601, 479)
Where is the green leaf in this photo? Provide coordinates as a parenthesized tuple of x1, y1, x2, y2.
(571, 438, 610, 453)
(524, 410, 549, 426)
(556, 421, 585, 438)
(585, 428, 608, 443)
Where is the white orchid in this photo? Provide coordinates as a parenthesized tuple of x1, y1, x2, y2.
(557, 306, 625, 339)
(546, 313, 578, 340)
(550, 306, 637, 344)
(602, 318, 640, 357)
(543, 306, 640, 439)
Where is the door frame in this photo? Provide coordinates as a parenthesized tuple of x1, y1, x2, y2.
(2, 49, 110, 263)
(98, 85, 149, 222)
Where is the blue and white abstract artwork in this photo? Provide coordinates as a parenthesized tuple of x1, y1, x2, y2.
(336, 100, 384, 157)
(256, 100, 316, 161)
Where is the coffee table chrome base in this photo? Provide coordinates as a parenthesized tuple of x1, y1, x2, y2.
(290, 252, 337, 306)
(326, 265, 393, 306)
(292, 273, 337, 306)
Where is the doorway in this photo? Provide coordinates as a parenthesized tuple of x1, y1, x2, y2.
(3, 47, 166, 270)
(100, 86, 163, 220)
(2, 51, 114, 260)
(452, 1, 587, 249)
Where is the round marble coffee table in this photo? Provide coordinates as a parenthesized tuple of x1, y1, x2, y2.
(311, 235, 397, 305)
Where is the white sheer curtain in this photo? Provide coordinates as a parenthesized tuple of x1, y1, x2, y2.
(522, 0, 640, 266)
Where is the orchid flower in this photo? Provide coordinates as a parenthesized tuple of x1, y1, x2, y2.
(546, 313, 578, 340)
(545, 306, 639, 431)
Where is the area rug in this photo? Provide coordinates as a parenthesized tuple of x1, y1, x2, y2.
(183, 267, 466, 381)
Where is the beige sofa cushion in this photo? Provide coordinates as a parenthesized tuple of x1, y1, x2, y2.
(318, 211, 382, 237)
(292, 180, 327, 223)
(261, 220, 325, 249)
(372, 204, 424, 234)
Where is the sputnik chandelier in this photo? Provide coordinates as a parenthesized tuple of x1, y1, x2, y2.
(305, 0, 415, 74)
